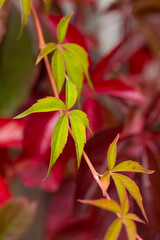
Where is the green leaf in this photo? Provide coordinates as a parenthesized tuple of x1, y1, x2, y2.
(45, 114, 69, 179)
(0, 0, 6, 8)
(63, 49, 83, 94)
(57, 12, 73, 43)
(124, 219, 136, 240)
(0, 197, 37, 240)
(125, 213, 145, 223)
(112, 160, 154, 174)
(51, 49, 65, 93)
(112, 173, 129, 215)
(79, 199, 122, 215)
(69, 113, 86, 167)
(14, 97, 65, 119)
(100, 171, 111, 196)
(113, 173, 148, 222)
(70, 110, 92, 134)
(104, 218, 123, 240)
(36, 43, 57, 64)
(66, 77, 77, 109)
(19, 0, 31, 37)
(107, 134, 119, 170)
(62, 43, 93, 89)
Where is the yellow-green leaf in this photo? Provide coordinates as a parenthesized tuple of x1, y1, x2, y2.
(63, 50, 83, 94)
(107, 134, 119, 170)
(57, 12, 73, 43)
(36, 43, 57, 65)
(100, 171, 111, 196)
(14, 97, 65, 119)
(0, 0, 6, 8)
(124, 219, 136, 240)
(66, 77, 77, 110)
(52, 49, 65, 93)
(69, 113, 86, 167)
(112, 160, 154, 174)
(45, 114, 69, 179)
(71, 110, 92, 134)
(79, 199, 122, 215)
(62, 43, 93, 89)
(125, 213, 145, 224)
(19, 0, 31, 37)
(104, 218, 123, 240)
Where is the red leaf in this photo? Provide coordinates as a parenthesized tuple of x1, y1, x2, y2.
(0, 175, 11, 206)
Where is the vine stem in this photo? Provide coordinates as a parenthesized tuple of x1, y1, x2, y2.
(31, 5, 142, 240)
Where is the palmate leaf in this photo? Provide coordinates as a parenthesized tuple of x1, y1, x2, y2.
(124, 219, 136, 240)
(69, 112, 86, 167)
(57, 12, 73, 43)
(36, 43, 57, 65)
(0, 0, 6, 8)
(45, 113, 69, 179)
(107, 134, 119, 170)
(52, 49, 65, 93)
(14, 97, 65, 119)
(19, 0, 31, 37)
(62, 43, 93, 89)
(66, 77, 77, 110)
(104, 218, 123, 240)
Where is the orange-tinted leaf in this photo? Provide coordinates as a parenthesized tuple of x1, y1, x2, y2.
(124, 219, 136, 240)
(107, 134, 119, 170)
(79, 199, 122, 215)
(100, 171, 111, 196)
(104, 218, 123, 240)
(112, 160, 154, 174)
(125, 213, 145, 224)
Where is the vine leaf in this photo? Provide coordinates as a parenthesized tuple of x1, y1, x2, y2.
(62, 43, 93, 89)
(0, 0, 6, 8)
(69, 112, 86, 167)
(66, 77, 77, 110)
(104, 218, 123, 240)
(57, 12, 73, 43)
(70, 110, 92, 134)
(52, 49, 65, 93)
(19, 0, 31, 37)
(107, 134, 119, 170)
(125, 213, 145, 223)
(45, 113, 69, 179)
(124, 219, 136, 240)
(36, 43, 57, 65)
(14, 97, 65, 119)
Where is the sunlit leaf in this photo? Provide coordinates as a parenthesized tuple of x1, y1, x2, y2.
(104, 218, 123, 240)
(51, 49, 65, 93)
(100, 171, 111, 196)
(63, 50, 83, 94)
(79, 199, 122, 215)
(45, 114, 69, 179)
(66, 77, 77, 110)
(125, 213, 145, 223)
(0, 197, 37, 240)
(0, 0, 6, 8)
(62, 43, 93, 89)
(14, 97, 65, 119)
(36, 43, 57, 64)
(124, 219, 136, 240)
(69, 113, 86, 167)
(19, 0, 31, 37)
(70, 110, 92, 134)
(112, 160, 154, 174)
(107, 134, 119, 170)
(57, 12, 73, 43)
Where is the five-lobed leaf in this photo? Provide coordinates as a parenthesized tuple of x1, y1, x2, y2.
(52, 49, 65, 93)
(14, 97, 65, 119)
(69, 113, 86, 167)
(124, 219, 136, 240)
(36, 43, 57, 65)
(107, 134, 119, 170)
(66, 77, 77, 110)
(45, 113, 69, 179)
(104, 218, 123, 240)
(19, 0, 31, 37)
(0, 0, 6, 8)
(57, 12, 73, 43)
(112, 160, 154, 174)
